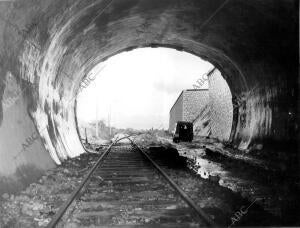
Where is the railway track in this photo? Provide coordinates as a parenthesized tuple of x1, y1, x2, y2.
(47, 137, 217, 227)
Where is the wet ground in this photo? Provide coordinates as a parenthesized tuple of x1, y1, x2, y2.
(156, 136, 300, 226)
(0, 136, 299, 227)
(145, 145, 281, 227)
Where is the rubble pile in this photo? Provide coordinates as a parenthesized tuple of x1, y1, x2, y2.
(133, 133, 162, 146)
(0, 153, 100, 227)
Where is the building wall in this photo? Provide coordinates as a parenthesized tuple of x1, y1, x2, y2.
(169, 72, 233, 141)
(183, 90, 209, 122)
(169, 92, 183, 132)
(193, 104, 211, 137)
(209, 69, 233, 141)
(169, 90, 209, 133)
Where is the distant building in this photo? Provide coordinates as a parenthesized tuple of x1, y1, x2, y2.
(208, 69, 233, 141)
(169, 89, 209, 133)
(169, 68, 233, 141)
(192, 104, 211, 137)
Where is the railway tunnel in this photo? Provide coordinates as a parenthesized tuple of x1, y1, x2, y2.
(0, 0, 298, 209)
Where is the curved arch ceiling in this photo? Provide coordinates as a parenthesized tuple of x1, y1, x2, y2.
(0, 0, 297, 193)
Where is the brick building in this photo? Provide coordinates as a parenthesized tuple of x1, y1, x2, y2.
(192, 104, 211, 137)
(169, 89, 209, 133)
(208, 69, 233, 141)
(169, 69, 233, 141)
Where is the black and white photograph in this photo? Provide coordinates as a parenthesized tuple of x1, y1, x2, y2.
(0, 0, 299, 227)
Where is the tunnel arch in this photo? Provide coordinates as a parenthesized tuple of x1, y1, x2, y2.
(74, 46, 237, 144)
(0, 0, 297, 193)
(74, 44, 242, 143)
(31, 2, 250, 164)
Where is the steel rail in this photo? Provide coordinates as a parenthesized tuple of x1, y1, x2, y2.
(46, 136, 131, 228)
(47, 135, 218, 227)
(129, 139, 219, 228)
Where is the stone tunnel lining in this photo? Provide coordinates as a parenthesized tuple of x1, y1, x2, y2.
(20, 0, 248, 165)
(0, 0, 297, 193)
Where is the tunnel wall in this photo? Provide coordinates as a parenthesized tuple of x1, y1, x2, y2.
(0, 71, 55, 194)
(0, 0, 298, 194)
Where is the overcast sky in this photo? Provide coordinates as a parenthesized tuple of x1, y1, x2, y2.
(76, 47, 213, 130)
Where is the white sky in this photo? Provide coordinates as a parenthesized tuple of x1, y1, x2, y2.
(76, 47, 213, 130)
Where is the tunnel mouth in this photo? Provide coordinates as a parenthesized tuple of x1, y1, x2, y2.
(74, 46, 234, 150)
(16, 31, 246, 166)
(0, 2, 297, 221)
(8, 0, 248, 165)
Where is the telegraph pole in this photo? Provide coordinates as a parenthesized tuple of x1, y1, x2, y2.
(85, 128, 88, 144)
(108, 104, 111, 137)
(96, 101, 99, 138)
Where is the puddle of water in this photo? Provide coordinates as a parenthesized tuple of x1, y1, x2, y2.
(184, 150, 281, 217)
(157, 139, 294, 219)
(195, 157, 228, 179)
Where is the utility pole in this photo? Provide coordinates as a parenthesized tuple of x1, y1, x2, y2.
(85, 128, 88, 144)
(108, 104, 111, 137)
(109, 105, 112, 136)
(96, 101, 99, 138)
(95, 75, 100, 139)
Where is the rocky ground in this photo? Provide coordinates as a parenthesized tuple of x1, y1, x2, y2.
(0, 135, 298, 227)
(157, 136, 300, 226)
(0, 152, 101, 227)
(144, 145, 280, 226)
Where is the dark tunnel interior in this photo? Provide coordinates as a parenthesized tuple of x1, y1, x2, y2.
(0, 0, 298, 226)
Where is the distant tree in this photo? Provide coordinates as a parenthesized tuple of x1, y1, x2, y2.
(98, 119, 106, 129)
